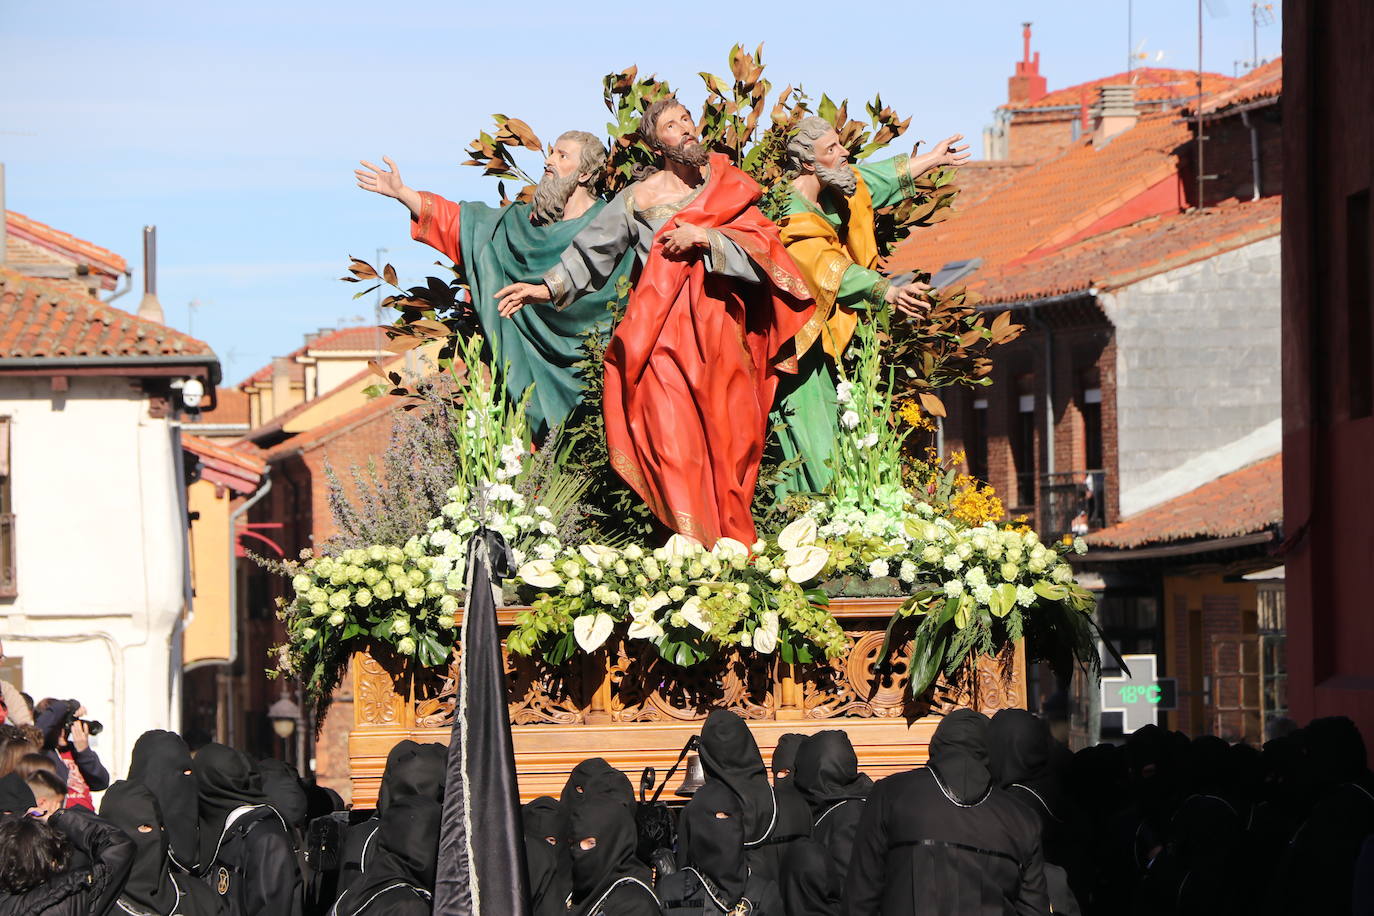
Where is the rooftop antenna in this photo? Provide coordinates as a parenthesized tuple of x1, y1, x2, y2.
(1195, 0, 1228, 209)
(1250, 2, 1275, 70)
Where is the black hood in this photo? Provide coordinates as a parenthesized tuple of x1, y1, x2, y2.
(928, 709, 993, 805)
(193, 742, 272, 872)
(0, 772, 35, 815)
(698, 710, 774, 844)
(566, 800, 647, 913)
(377, 741, 446, 815)
(99, 780, 176, 915)
(772, 734, 806, 787)
(256, 758, 309, 831)
(340, 795, 441, 916)
(128, 729, 200, 871)
(523, 796, 563, 846)
(988, 709, 1067, 817)
(682, 779, 747, 905)
(794, 729, 872, 813)
(559, 758, 634, 815)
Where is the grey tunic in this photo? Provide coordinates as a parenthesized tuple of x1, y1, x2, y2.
(543, 172, 765, 308)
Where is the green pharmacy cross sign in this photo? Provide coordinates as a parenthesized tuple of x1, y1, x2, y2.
(1100, 654, 1177, 733)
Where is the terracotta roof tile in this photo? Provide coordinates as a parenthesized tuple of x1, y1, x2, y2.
(1196, 57, 1282, 115)
(1004, 67, 1235, 111)
(973, 195, 1281, 303)
(183, 433, 267, 475)
(264, 394, 401, 460)
(238, 324, 379, 387)
(192, 387, 252, 426)
(4, 211, 128, 279)
(888, 112, 1192, 279)
(0, 268, 215, 359)
(1087, 454, 1282, 549)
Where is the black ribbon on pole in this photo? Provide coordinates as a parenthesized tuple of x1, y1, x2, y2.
(433, 530, 530, 916)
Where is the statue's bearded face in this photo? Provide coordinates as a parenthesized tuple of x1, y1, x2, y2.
(530, 137, 586, 225)
(810, 128, 857, 196)
(655, 105, 710, 168)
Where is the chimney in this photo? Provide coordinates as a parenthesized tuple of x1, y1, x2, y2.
(1007, 23, 1047, 105)
(137, 225, 165, 323)
(270, 356, 293, 420)
(1092, 85, 1139, 145)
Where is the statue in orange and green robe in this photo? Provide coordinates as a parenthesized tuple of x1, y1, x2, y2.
(774, 117, 969, 494)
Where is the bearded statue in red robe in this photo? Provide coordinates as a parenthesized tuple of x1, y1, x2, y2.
(497, 98, 818, 546)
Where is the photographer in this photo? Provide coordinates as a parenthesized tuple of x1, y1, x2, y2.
(34, 699, 109, 811)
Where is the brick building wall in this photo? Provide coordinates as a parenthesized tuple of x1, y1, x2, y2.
(1162, 572, 1262, 742)
(1179, 102, 1283, 208)
(1006, 111, 1080, 163)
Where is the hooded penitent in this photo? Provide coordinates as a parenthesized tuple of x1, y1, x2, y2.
(927, 709, 994, 806)
(256, 759, 309, 835)
(698, 711, 773, 845)
(522, 797, 564, 916)
(780, 839, 841, 916)
(337, 796, 441, 916)
(128, 730, 200, 871)
(681, 780, 748, 906)
(567, 800, 655, 916)
(192, 742, 273, 873)
(987, 709, 1065, 815)
(559, 759, 635, 815)
(793, 730, 872, 816)
(100, 781, 178, 915)
(376, 742, 446, 815)
(771, 735, 806, 788)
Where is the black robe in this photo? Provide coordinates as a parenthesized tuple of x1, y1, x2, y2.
(333, 796, 439, 916)
(99, 780, 221, 916)
(128, 730, 201, 873)
(842, 709, 1048, 916)
(794, 729, 872, 882)
(193, 742, 302, 916)
(780, 839, 842, 916)
(524, 796, 565, 916)
(696, 711, 811, 883)
(567, 800, 662, 916)
(659, 780, 783, 916)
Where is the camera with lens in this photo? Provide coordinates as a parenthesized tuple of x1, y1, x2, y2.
(57, 699, 103, 738)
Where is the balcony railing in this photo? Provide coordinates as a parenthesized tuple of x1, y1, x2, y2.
(1040, 470, 1107, 538)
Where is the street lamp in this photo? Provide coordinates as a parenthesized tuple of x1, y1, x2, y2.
(268, 695, 300, 740)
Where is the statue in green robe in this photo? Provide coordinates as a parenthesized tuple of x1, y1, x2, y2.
(355, 132, 636, 438)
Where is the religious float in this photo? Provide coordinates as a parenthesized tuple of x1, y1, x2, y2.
(266, 48, 1117, 804)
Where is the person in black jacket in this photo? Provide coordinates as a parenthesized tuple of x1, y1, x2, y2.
(793, 730, 872, 882)
(0, 802, 134, 916)
(843, 709, 1048, 916)
(329, 797, 438, 916)
(695, 711, 811, 884)
(334, 740, 444, 903)
(99, 780, 222, 916)
(193, 742, 302, 916)
(127, 731, 200, 874)
(658, 779, 783, 915)
(566, 801, 661, 916)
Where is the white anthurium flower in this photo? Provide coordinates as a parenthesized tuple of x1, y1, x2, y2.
(786, 545, 830, 584)
(518, 559, 561, 589)
(644, 591, 672, 614)
(679, 596, 711, 632)
(711, 537, 750, 562)
(573, 613, 615, 652)
(663, 534, 702, 560)
(777, 517, 818, 550)
(579, 544, 619, 568)
(752, 612, 780, 654)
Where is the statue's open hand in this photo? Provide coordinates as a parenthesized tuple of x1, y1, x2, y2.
(660, 223, 709, 260)
(496, 281, 552, 318)
(923, 135, 972, 170)
(887, 281, 932, 319)
(356, 157, 405, 198)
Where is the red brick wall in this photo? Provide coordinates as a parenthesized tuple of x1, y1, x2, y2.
(1007, 112, 1080, 162)
(1179, 103, 1283, 207)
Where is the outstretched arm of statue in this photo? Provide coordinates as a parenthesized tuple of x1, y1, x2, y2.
(517, 190, 637, 316)
(908, 134, 971, 178)
(356, 157, 424, 217)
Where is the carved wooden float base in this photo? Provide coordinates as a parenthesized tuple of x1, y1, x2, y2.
(347, 598, 1026, 805)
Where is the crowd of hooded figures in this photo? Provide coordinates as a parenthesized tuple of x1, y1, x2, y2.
(0, 704, 1373, 916)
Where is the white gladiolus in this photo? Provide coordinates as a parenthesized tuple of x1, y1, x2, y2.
(840, 410, 860, 429)
(573, 613, 615, 652)
(857, 432, 879, 449)
(835, 380, 854, 404)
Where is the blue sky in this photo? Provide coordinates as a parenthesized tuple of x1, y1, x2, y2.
(1, 0, 1280, 385)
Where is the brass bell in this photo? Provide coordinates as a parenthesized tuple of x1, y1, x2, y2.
(675, 753, 706, 797)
